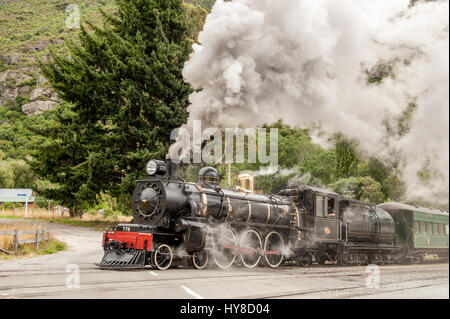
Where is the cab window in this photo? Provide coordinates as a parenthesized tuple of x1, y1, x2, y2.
(327, 198, 337, 218)
(304, 193, 314, 213)
(315, 196, 326, 217)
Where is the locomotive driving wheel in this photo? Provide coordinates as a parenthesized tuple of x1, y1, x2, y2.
(212, 227, 237, 269)
(299, 253, 312, 267)
(152, 243, 173, 270)
(263, 231, 285, 268)
(192, 250, 209, 270)
(240, 229, 262, 268)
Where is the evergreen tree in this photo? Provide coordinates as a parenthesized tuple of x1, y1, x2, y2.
(32, 0, 193, 215)
(334, 136, 359, 179)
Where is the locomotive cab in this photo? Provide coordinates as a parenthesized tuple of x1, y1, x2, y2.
(279, 185, 343, 243)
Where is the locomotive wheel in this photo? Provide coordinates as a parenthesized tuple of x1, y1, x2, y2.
(368, 254, 380, 265)
(299, 253, 312, 267)
(317, 255, 327, 265)
(337, 254, 348, 266)
(153, 244, 173, 270)
(263, 231, 284, 268)
(192, 250, 209, 270)
(239, 229, 262, 268)
(212, 227, 237, 269)
(360, 254, 369, 266)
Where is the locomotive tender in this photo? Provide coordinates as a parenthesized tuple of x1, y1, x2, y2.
(98, 159, 449, 270)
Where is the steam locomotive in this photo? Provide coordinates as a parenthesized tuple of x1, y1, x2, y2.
(98, 159, 449, 270)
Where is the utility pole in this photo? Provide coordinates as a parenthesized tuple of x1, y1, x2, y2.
(228, 164, 231, 188)
(49, 200, 54, 219)
(25, 196, 28, 218)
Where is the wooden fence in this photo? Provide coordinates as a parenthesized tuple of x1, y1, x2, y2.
(0, 229, 49, 254)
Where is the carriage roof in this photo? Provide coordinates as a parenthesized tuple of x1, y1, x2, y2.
(378, 202, 449, 217)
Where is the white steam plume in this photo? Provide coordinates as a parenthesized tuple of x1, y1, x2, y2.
(182, 0, 449, 205)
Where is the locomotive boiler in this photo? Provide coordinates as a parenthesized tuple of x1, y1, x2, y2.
(99, 159, 297, 270)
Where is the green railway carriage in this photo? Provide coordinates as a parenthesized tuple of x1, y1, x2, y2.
(378, 203, 449, 261)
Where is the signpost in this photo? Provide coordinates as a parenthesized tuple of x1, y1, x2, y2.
(0, 189, 35, 218)
(25, 195, 28, 218)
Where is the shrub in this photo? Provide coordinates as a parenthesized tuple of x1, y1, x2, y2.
(101, 209, 122, 219)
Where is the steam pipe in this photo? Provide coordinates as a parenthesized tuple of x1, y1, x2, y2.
(174, 218, 207, 232)
(165, 155, 180, 180)
(188, 198, 198, 216)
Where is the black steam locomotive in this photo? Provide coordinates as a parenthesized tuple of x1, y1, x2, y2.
(98, 159, 448, 270)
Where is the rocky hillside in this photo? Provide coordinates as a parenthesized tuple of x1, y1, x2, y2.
(0, 0, 212, 116)
(0, 0, 118, 116)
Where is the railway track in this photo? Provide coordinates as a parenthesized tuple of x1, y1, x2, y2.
(1, 219, 447, 299)
(1, 263, 447, 299)
(257, 279, 449, 299)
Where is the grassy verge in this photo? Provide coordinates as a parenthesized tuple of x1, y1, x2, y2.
(0, 215, 130, 231)
(1, 238, 66, 260)
(0, 215, 21, 219)
(0, 220, 67, 260)
(43, 218, 124, 231)
(0, 208, 133, 231)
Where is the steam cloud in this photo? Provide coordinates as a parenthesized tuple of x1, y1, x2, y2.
(182, 0, 449, 206)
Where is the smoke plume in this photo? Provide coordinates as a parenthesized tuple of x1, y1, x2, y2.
(182, 0, 449, 206)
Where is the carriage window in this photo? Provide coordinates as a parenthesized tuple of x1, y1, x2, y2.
(433, 223, 438, 234)
(446, 225, 449, 235)
(315, 196, 326, 217)
(420, 221, 426, 234)
(427, 223, 432, 234)
(415, 221, 420, 233)
(439, 224, 444, 235)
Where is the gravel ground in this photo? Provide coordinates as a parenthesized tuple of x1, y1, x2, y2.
(0, 218, 448, 299)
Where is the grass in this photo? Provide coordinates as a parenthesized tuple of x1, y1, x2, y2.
(0, 0, 117, 57)
(43, 218, 128, 231)
(0, 238, 66, 260)
(0, 215, 21, 219)
(0, 220, 66, 259)
(0, 208, 132, 231)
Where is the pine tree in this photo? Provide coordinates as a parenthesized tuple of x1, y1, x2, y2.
(32, 0, 193, 215)
(335, 136, 359, 179)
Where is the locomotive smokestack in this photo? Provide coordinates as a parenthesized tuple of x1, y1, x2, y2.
(165, 154, 180, 180)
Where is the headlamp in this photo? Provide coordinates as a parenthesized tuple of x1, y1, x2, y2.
(146, 160, 166, 176)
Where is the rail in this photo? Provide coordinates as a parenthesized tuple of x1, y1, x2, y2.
(0, 229, 50, 254)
